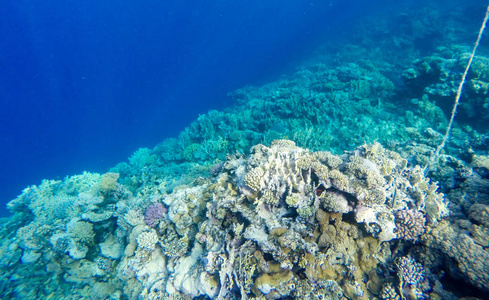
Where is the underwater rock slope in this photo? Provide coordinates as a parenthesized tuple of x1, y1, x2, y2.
(1, 28, 489, 297)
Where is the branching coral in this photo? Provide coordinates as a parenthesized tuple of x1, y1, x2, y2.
(395, 209, 426, 241)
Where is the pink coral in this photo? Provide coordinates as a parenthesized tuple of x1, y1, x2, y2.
(144, 203, 166, 227)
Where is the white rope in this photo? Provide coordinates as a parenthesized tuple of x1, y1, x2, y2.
(434, 4, 489, 157)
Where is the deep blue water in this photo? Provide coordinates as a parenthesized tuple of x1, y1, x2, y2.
(0, 0, 399, 216)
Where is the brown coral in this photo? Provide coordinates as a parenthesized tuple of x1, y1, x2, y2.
(394, 209, 426, 240)
(422, 219, 489, 292)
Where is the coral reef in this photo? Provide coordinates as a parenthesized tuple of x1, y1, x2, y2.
(422, 219, 489, 293)
(0, 140, 461, 299)
(417, 156, 489, 294)
(1, 4, 489, 296)
(2, 45, 488, 299)
(402, 48, 489, 133)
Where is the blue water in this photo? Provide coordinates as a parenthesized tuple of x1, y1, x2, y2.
(0, 0, 378, 216)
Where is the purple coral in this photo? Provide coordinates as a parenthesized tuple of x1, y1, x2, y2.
(144, 203, 167, 227)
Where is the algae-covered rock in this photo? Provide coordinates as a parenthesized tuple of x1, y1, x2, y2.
(99, 233, 124, 260)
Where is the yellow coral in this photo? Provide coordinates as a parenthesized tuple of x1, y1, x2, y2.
(260, 190, 278, 205)
(329, 169, 349, 190)
(99, 172, 119, 194)
(244, 167, 264, 192)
